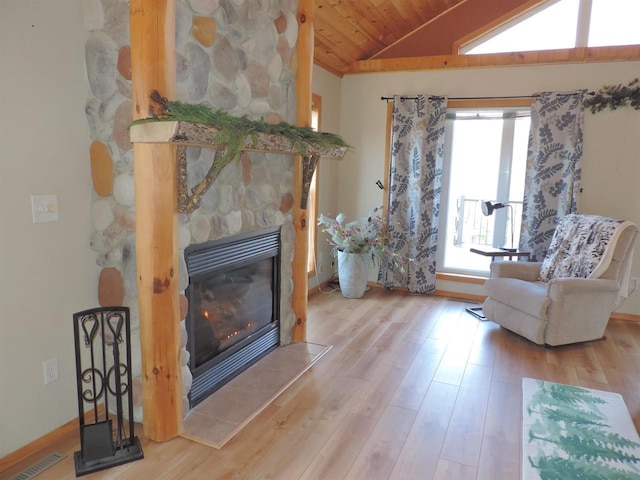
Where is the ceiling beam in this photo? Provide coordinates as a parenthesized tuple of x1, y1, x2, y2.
(345, 45, 640, 74)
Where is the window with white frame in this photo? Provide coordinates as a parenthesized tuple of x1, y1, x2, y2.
(462, 0, 640, 55)
(437, 107, 531, 275)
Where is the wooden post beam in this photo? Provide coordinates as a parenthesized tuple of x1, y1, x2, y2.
(291, 0, 314, 342)
(130, 0, 182, 441)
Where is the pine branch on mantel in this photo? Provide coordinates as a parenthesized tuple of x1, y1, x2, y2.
(130, 91, 349, 158)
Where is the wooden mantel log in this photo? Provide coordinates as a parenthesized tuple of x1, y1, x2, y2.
(130, 120, 348, 158)
(130, 0, 182, 442)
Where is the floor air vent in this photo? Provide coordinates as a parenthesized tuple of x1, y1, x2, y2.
(10, 452, 65, 480)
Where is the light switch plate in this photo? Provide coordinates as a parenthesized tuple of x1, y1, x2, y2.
(31, 194, 59, 223)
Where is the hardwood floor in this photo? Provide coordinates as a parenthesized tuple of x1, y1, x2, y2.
(2, 288, 639, 479)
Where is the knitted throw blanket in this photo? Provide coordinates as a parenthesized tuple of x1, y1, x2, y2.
(539, 214, 630, 282)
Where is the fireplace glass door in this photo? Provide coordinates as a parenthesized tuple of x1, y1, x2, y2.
(185, 227, 281, 406)
(191, 258, 274, 366)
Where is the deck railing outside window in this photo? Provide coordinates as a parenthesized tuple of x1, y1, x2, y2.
(454, 196, 523, 249)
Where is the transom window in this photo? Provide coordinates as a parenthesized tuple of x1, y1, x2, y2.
(462, 0, 640, 55)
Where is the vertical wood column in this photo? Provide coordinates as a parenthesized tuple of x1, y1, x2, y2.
(291, 0, 314, 342)
(130, 0, 182, 441)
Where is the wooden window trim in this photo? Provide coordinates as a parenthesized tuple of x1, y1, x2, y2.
(308, 93, 322, 277)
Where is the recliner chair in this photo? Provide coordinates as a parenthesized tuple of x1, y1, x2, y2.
(482, 214, 638, 346)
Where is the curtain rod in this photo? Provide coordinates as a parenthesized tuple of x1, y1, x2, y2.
(380, 92, 595, 102)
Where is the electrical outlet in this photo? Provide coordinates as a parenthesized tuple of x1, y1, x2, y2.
(43, 358, 59, 384)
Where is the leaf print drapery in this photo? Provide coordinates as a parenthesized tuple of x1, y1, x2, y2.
(379, 95, 447, 293)
(519, 91, 586, 262)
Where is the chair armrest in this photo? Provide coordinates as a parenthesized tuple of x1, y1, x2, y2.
(544, 277, 621, 346)
(489, 261, 542, 281)
(547, 277, 620, 296)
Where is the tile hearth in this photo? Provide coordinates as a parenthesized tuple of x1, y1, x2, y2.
(181, 342, 331, 448)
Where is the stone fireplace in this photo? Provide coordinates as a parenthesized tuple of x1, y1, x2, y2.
(83, 1, 300, 421)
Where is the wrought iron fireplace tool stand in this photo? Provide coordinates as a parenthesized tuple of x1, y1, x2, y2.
(73, 306, 143, 476)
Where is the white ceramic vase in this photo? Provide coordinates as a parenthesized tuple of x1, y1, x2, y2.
(337, 250, 371, 298)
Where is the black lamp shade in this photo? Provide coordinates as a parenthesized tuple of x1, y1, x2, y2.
(481, 201, 508, 216)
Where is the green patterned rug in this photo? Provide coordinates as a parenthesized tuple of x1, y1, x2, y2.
(522, 378, 640, 479)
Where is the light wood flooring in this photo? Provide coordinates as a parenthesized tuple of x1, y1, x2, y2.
(2, 288, 639, 479)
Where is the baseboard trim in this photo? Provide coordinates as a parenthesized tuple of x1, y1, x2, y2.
(0, 404, 106, 473)
(308, 279, 333, 296)
(436, 272, 486, 285)
(433, 289, 485, 303)
(361, 282, 485, 303)
(610, 311, 640, 322)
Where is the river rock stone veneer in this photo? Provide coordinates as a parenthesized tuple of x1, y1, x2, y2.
(84, 0, 300, 421)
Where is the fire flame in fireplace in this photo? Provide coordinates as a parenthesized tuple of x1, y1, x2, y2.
(224, 322, 253, 341)
(201, 308, 255, 344)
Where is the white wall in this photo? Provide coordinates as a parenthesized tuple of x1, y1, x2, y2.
(310, 66, 342, 286)
(337, 62, 640, 315)
(0, 1, 97, 457)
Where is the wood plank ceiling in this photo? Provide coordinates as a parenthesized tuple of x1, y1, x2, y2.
(313, 0, 541, 76)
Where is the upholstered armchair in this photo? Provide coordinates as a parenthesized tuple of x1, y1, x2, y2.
(482, 214, 638, 346)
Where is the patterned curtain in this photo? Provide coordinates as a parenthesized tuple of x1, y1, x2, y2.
(379, 95, 447, 293)
(519, 90, 586, 262)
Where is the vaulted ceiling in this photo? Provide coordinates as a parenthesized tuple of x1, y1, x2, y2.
(313, 0, 544, 76)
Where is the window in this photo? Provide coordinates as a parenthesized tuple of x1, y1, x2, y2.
(438, 106, 531, 275)
(307, 94, 322, 275)
(462, 0, 640, 55)
(588, 0, 640, 47)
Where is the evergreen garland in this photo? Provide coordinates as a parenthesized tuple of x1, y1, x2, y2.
(134, 90, 349, 163)
(584, 78, 640, 113)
